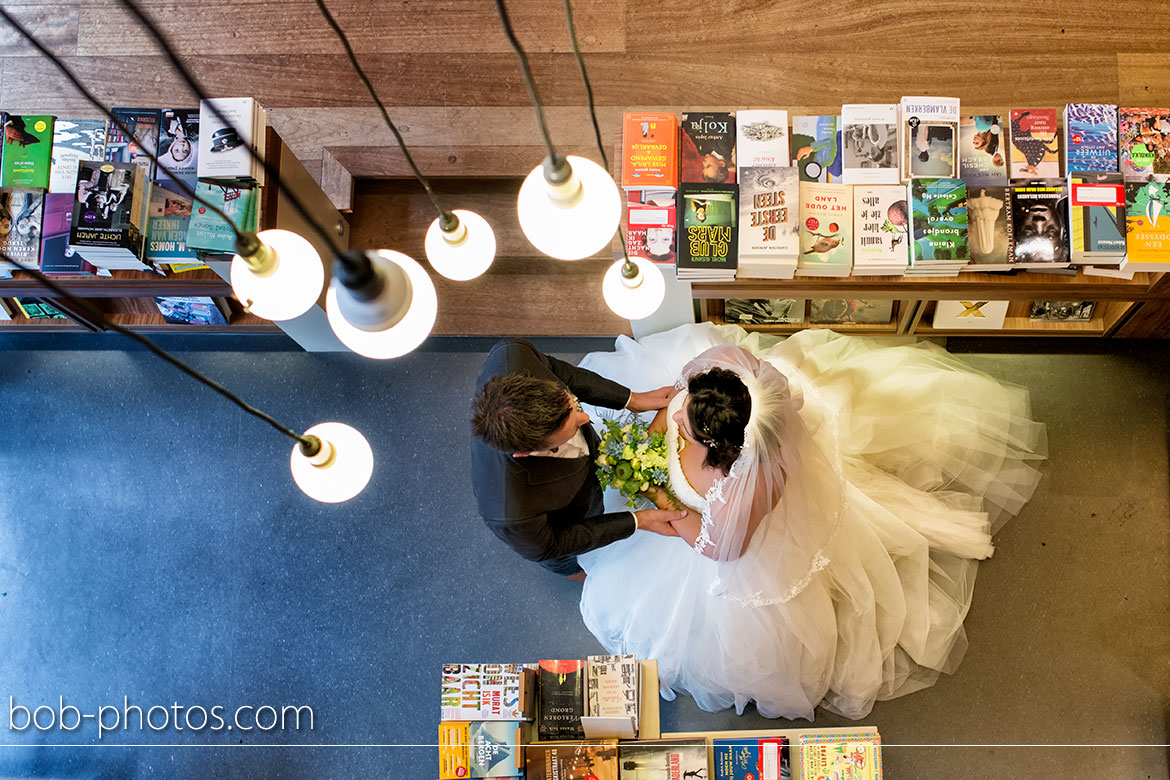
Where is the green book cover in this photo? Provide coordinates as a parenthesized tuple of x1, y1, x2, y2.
(185, 182, 259, 253)
(910, 178, 969, 262)
(2, 115, 55, 188)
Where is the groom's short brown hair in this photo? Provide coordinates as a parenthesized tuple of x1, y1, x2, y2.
(472, 374, 572, 453)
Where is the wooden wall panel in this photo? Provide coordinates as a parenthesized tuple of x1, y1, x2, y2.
(0, 3, 79, 56)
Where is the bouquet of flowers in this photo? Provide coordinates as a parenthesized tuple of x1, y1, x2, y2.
(595, 414, 674, 508)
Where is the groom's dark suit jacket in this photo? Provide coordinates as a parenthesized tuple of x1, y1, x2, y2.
(471, 339, 637, 576)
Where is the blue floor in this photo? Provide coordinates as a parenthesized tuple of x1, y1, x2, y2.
(0, 333, 1167, 779)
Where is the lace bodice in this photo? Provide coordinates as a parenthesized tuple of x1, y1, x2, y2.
(665, 391, 709, 514)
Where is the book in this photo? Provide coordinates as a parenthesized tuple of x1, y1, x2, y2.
(146, 183, 199, 264)
(39, 192, 96, 275)
(197, 98, 267, 183)
(438, 720, 524, 779)
(840, 104, 899, 184)
(0, 187, 44, 269)
(1008, 179, 1070, 267)
(1064, 103, 1118, 172)
(622, 112, 677, 190)
(677, 184, 737, 280)
(13, 297, 67, 319)
(153, 296, 230, 325)
(736, 109, 790, 167)
(537, 659, 585, 740)
(810, 299, 894, 325)
(439, 663, 536, 722)
(908, 178, 968, 273)
(965, 185, 1013, 269)
(155, 108, 200, 190)
(723, 298, 804, 325)
(617, 738, 707, 780)
(105, 108, 161, 181)
(1124, 178, 1170, 272)
(582, 654, 638, 738)
(49, 118, 108, 194)
(713, 736, 790, 780)
(69, 161, 151, 268)
(899, 96, 960, 181)
(852, 185, 909, 274)
(679, 112, 736, 184)
(932, 299, 1009, 329)
(958, 115, 1008, 186)
(798, 732, 882, 780)
(791, 115, 842, 183)
(1067, 171, 1126, 264)
(1009, 109, 1061, 179)
(525, 742, 618, 780)
(2, 115, 55, 188)
(626, 189, 677, 266)
(796, 182, 852, 277)
(186, 181, 260, 254)
(1118, 107, 1170, 181)
(1030, 300, 1095, 321)
(737, 166, 799, 278)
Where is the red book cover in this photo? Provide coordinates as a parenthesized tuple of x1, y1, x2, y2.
(679, 112, 736, 184)
(1009, 109, 1061, 179)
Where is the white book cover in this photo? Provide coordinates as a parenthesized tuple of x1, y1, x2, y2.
(736, 110, 790, 167)
(933, 299, 1009, 329)
(899, 96, 961, 181)
(841, 104, 900, 184)
(738, 166, 799, 262)
(48, 118, 108, 194)
(853, 184, 909, 267)
(197, 98, 259, 180)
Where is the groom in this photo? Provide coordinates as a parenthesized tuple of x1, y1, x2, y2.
(470, 339, 686, 582)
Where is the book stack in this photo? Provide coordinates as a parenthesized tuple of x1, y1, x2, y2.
(907, 178, 969, 276)
(796, 182, 852, 277)
(67, 160, 153, 270)
(798, 732, 883, 780)
(1007, 179, 1069, 269)
(197, 98, 267, 185)
(439, 663, 536, 779)
(622, 112, 678, 269)
(1067, 171, 1127, 266)
(677, 112, 737, 281)
(851, 184, 908, 275)
(146, 184, 199, 266)
(1124, 178, 1170, 272)
(738, 166, 798, 278)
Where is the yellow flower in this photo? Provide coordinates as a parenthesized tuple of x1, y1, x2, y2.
(622, 445, 634, 460)
(631, 459, 641, 470)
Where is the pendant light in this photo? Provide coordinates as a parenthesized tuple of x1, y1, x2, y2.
(290, 423, 374, 503)
(231, 229, 325, 321)
(602, 254, 666, 320)
(325, 249, 438, 359)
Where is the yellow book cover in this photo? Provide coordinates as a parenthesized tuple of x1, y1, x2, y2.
(798, 732, 882, 780)
(1125, 180, 1170, 266)
(438, 721, 471, 779)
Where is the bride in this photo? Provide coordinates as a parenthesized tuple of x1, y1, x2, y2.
(576, 322, 1045, 720)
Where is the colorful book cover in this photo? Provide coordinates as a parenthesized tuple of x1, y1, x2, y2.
(439, 663, 534, 722)
(2, 115, 54, 188)
(186, 181, 259, 253)
(714, 736, 790, 780)
(617, 739, 708, 780)
(153, 296, 229, 325)
(105, 108, 161, 181)
(797, 182, 852, 273)
(1009, 109, 1061, 179)
(1030, 300, 1095, 321)
(677, 184, 737, 276)
(910, 178, 969, 263)
(1068, 171, 1126, 260)
(146, 183, 198, 263)
(69, 161, 142, 250)
(0, 187, 44, 268)
(723, 298, 805, 324)
(1124, 179, 1170, 267)
(1009, 179, 1069, 265)
(679, 112, 736, 184)
(525, 742, 618, 780)
(737, 109, 790, 167)
(585, 654, 637, 719)
(966, 185, 1012, 266)
(738, 166, 799, 260)
(841, 104, 899, 184)
(852, 185, 909, 267)
(49, 118, 108, 194)
(810, 299, 894, 325)
(798, 732, 882, 780)
(438, 720, 523, 780)
(958, 115, 1007, 186)
(626, 189, 677, 265)
(14, 298, 67, 319)
(39, 192, 96, 275)
(932, 299, 1009, 330)
(537, 659, 585, 740)
(792, 115, 842, 183)
(1064, 103, 1118, 172)
(155, 108, 200, 190)
(899, 96, 960, 180)
(622, 112, 677, 190)
(1118, 107, 1170, 181)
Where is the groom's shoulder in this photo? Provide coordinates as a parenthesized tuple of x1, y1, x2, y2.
(481, 339, 548, 379)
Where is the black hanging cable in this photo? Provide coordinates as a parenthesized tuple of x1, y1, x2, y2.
(0, 251, 319, 452)
(110, 0, 351, 266)
(560, 0, 606, 171)
(313, 0, 457, 230)
(494, 0, 561, 166)
(0, 5, 242, 237)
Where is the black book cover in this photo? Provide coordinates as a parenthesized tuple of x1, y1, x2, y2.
(69, 161, 141, 250)
(1009, 178, 1069, 265)
(537, 660, 585, 740)
(679, 112, 736, 184)
(677, 183, 738, 274)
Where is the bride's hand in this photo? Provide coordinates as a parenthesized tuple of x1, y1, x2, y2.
(626, 386, 679, 413)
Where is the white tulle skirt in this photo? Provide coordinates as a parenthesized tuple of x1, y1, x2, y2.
(577, 323, 1046, 720)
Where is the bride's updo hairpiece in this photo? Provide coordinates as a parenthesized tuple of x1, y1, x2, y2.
(686, 367, 751, 475)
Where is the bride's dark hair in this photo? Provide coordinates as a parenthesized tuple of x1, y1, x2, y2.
(687, 367, 751, 475)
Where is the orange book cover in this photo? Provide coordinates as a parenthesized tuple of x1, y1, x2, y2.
(622, 112, 677, 190)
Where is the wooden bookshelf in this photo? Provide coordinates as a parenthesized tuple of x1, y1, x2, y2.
(664, 725, 881, 780)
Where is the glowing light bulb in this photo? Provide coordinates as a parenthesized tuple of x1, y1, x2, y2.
(230, 229, 325, 321)
(602, 256, 666, 320)
(425, 210, 496, 281)
(516, 155, 621, 261)
(326, 249, 437, 359)
(290, 422, 373, 503)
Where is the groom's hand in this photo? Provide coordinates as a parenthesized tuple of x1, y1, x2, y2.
(626, 386, 678, 412)
(635, 509, 687, 537)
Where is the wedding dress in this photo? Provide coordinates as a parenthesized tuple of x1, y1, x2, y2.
(576, 323, 1045, 720)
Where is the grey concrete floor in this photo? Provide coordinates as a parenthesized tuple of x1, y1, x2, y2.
(0, 332, 1167, 779)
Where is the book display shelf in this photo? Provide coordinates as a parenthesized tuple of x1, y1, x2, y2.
(0, 127, 349, 341)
